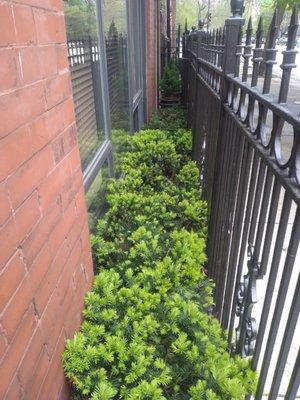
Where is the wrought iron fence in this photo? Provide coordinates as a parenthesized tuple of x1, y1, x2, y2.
(182, 4, 300, 399)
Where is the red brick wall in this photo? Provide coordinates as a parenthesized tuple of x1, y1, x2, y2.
(145, 1, 158, 121)
(0, 1, 94, 398)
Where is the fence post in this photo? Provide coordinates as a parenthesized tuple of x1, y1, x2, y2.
(197, 20, 205, 59)
(221, 0, 245, 86)
(207, 0, 244, 317)
(182, 20, 187, 57)
(191, 24, 206, 161)
(177, 24, 181, 58)
(180, 22, 190, 108)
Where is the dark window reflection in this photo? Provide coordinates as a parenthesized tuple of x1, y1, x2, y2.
(127, 0, 142, 97)
(64, 0, 105, 170)
(103, 0, 130, 131)
(86, 160, 109, 233)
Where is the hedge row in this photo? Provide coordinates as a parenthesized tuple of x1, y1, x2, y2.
(63, 109, 256, 399)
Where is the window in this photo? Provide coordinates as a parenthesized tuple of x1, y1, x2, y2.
(85, 159, 109, 233)
(64, 0, 146, 226)
(64, 0, 106, 170)
(102, 0, 130, 132)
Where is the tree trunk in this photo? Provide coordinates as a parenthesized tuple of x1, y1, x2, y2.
(259, 5, 285, 76)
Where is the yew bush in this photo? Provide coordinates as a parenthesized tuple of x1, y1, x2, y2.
(63, 114, 256, 399)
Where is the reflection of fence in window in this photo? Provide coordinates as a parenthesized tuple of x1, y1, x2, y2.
(86, 159, 109, 234)
(106, 33, 129, 131)
(67, 38, 104, 170)
(67, 33, 129, 169)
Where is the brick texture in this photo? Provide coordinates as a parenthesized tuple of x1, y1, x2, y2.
(0, 1, 93, 398)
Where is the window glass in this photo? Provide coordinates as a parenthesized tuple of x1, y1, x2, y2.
(127, 0, 142, 97)
(86, 160, 109, 233)
(102, 0, 130, 131)
(64, 0, 105, 170)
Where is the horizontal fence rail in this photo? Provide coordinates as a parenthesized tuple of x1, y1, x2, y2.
(182, 4, 300, 399)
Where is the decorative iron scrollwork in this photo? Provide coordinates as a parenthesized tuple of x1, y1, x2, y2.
(235, 282, 245, 318)
(235, 245, 258, 357)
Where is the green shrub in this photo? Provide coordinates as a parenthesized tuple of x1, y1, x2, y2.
(146, 107, 187, 132)
(63, 118, 256, 399)
(159, 59, 181, 97)
(92, 130, 207, 271)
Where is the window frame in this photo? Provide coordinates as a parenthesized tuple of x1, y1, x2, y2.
(81, 0, 147, 190)
(83, 0, 113, 192)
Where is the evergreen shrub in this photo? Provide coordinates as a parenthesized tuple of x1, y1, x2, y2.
(159, 59, 181, 97)
(63, 114, 256, 399)
(145, 107, 187, 132)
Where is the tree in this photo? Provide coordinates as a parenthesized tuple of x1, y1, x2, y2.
(176, 0, 232, 31)
(63, 0, 97, 39)
(176, 0, 202, 30)
(64, 0, 128, 40)
(210, 0, 231, 28)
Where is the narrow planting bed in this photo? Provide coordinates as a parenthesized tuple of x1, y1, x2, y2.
(63, 108, 256, 399)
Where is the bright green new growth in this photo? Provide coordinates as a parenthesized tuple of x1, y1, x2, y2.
(63, 109, 256, 399)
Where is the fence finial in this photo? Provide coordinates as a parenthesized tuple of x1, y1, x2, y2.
(249, 17, 263, 88)
(198, 19, 205, 30)
(262, 10, 278, 94)
(287, 7, 299, 50)
(256, 16, 264, 47)
(184, 18, 188, 34)
(278, 8, 299, 103)
(246, 16, 253, 40)
(269, 9, 278, 48)
(240, 17, 253, 83)
(230, 0, 244, 18)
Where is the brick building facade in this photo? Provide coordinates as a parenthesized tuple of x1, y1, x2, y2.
(0, 0, 172, 398)
(0, 1, 93, 398)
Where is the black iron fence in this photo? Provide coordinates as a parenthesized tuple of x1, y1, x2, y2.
(182, 5, 300, 399)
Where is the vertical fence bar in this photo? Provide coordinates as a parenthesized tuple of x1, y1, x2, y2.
(207, 113, 232, 281)
(206, 4, 244, 311)
(221, 135, 249, 330)
(215, 120, 245, 319)
(213, 117, 237, 311)
(268, 270, 300, 399)
(182, 4, 300, 399)
(232, 152, 260, 354)
(252, 169, 273, 274)
(278, 9, 299, 104)
(252, 192, 292, 370)
(285, 349, 300, 400)
(257, 179, 282, 278)
(255, 209, 300, 399)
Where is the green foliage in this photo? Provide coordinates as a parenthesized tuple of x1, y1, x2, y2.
(86, 165, 110, 234)
(63, 0, 97, 40)
(159, 60, 181, 97)
(63, 0, 130, 40)
(63, 111, 257, 399)
(176, 0, 231, 31)
(145, 107, 187, 133)
(176, 0, 202, 30)
(273, 0, 300, 9)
